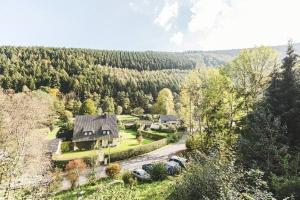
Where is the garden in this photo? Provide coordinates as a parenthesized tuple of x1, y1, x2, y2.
(52, 114, 183, 166)
(52, 129, 155, 161)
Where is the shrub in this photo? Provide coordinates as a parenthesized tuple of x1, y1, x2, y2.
(117, 106, 123, 115)
(136, 135, 143, 145)
(136, 131, 142, 138)
(65, 159, 87, 189)
(149, 162, 168, 181)
(56, 122, 74, 140)
(132, 107, 144, 115)
(118, 121, 125, 130)
(167, 132, 180, 143)
(141, 130, 166, 140)
(122, 171, 137, 187)
(270, 175, 300, 199)
(140, 114, 153, 120)
(168, 154, 274, 200)
(134, 121, 142, 130)
(105, 163, 121, 178)
(61, 141, 73, 153)
(109, 139, 167, 162)
(185, 133, 216, 154)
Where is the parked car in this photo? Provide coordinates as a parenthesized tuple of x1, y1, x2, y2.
(132, 169, 151, 181)
(169, 156, 187, 168)
(166, 161, 181, 175)
(142, 163, 154, 173)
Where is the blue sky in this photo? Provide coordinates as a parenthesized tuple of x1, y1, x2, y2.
(0, 0, 299, 51)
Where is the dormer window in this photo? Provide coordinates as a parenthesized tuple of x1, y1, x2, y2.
(83, 131, 94, 136)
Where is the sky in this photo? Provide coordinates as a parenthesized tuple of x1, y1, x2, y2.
(0, 0, 299, 51)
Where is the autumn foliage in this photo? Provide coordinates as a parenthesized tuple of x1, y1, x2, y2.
(65, 159, 87, 189)
(105, 163, 121, 178)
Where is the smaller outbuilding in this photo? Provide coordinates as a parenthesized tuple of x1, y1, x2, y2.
(159, 115, 179, 125)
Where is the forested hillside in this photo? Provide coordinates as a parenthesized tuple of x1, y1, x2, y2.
(0, 44, 299, 112)
(184, 43, 300, 66)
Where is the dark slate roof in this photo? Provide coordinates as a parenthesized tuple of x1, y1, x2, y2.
(73, 114, 119, 142)
(160, 115, 178, 122)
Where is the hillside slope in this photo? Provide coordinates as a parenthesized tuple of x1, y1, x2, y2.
(184, 43, 300, 67)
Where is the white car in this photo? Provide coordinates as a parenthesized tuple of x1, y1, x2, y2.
(169, 156, 187, 168)
(132, 169, 151, 181)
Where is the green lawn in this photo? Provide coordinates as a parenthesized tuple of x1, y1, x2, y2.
(52, 177, 174, 200)
(105, 129, 153, 154)
(47, 127, 60, 140)
(117, 114, 139, 122)
(52, 129, 153, 161)
(147, 129, 169, 137)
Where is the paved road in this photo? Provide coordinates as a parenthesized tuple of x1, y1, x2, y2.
(61, 134, 187, 190)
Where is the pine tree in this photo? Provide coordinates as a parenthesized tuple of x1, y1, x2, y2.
(266, 41, 300, 148)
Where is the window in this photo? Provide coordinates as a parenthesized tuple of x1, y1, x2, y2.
(84, 132, 88, 136)
(103, 130, 106, 134)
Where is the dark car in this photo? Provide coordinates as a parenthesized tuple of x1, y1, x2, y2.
(169, 156, 187, 168)
(142, 163, 154, 173)
(166, 161, 181, 175)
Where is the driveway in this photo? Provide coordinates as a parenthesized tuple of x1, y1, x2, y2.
(61, 134, 187, 190)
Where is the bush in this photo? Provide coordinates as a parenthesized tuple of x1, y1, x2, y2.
(109, 139, 168, 162)
(140, 114, 153, 120)
(118, 121, 125, 130)
(65, 159, 87, 189)
(134, 121, 142, 130)
(136, 131, 142, 138)
(167, 124, 177, 132)
(122, 171, 137, 186)
(61, 141, 73, 153)
(56, 122, 74, 140)
(149, 162, 168, 181)
(132, 107, 144, 115)
(105, 163, 121, 178)
(271, 175, 300, 199)
(168, 155, 274, 200)
(141, 130, 166, 140)
(167, 132, 180, 143)
(53, 158, 94, 169)
(185, 133, 216, 154)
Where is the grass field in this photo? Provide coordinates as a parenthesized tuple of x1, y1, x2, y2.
(52, 177, 174, 200)
(105, 129, 153, 154)
(47, 127, 60, 140)
(117, 114, 139, 122)
(52, 129, 154, 161)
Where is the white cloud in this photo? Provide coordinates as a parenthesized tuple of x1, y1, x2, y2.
(154, 0, 179, 31)
(173, 0, 300, 50)
(170, 32, 184, 45)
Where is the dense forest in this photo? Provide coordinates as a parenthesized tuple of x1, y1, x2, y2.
(0, 47, 191, 112)
(1, 44, 298, 112)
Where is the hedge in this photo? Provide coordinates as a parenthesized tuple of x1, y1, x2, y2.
(141, 130, 166, 140)
(61, 141, 73, 153)
(108, 138, 168, 162)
